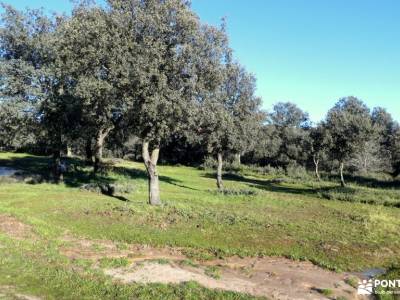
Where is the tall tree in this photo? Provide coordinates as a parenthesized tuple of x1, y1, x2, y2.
(109, 0, 204, 205)
(267, 102, 310, 169)
(390, 124, 400, 177)
(370, 107, 397, 173)
(325, 97, 373, 186)
(56, 3, 133, 174)
(308, 123, 329, 181)
(0, 4, 71, 181)
(199, 62, 263, 190)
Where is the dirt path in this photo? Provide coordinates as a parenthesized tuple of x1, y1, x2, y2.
(60, 235, 362, 299)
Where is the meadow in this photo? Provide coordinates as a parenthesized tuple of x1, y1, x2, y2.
(0, 152, 399, 299)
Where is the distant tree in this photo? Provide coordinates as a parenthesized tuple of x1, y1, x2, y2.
(308, 123, 330, 181)
(390, 124, 400, 177)
(269, 102, 310, 128)
(325, 97, 373, 186)
(247, 124, 281, 166)
(267, 102, 310, 169)
(370, 107, 397, 173)
(199, 62, 263, 190)
(348, 139, 381, 173)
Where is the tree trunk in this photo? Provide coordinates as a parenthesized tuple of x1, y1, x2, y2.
(53, 149, 63, 183)
(340, 162, 345, 187)
(142, 141, 161, 206)
(93, 128, 111, 174)
(85, 139, 93, 165)
(363, 155, 368, 172)
(66, 145, 72, 157)
(313, 155, 321, 181)
(217, 152, 224, 190)
(234, 153, 241, 165)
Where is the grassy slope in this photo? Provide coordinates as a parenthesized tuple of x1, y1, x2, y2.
(0, 152, 400, 298)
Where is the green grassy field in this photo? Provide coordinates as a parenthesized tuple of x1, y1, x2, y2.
(0, 152, 399, 299)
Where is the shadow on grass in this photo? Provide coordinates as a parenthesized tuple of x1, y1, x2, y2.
(204, 172, 400, 208)
(202, 172, 319, 197)
(321, 173, 400, 189)
(0, 154, 199, 192)
(111, 165, 200, 191)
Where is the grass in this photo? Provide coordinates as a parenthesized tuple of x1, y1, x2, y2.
(204, 266, 221, 279)
(99, 257, 129, 268)
(320, 288, 333, 297)
(0, 152, 400, 298)
(344, 276, 359, 289)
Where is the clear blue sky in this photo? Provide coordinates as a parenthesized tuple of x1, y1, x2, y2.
(2, 0, 400, 122)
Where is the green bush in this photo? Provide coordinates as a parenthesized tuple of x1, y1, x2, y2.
(286, 163, 310, 180)
(200, 156, 217, 170)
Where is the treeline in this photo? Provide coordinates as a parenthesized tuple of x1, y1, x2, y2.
(0, 1, 399, 205)
(246, 99, 400, 187)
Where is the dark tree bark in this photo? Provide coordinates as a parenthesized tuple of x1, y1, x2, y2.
(313, 154, 321, 181)
(142, 141, 161, 205)
(85, 138, 93, 165)
(53, 149, 63, 183)
(93, 128, 112, 174)
(217, 152, 224, 190)
(340, 162, 346, 187)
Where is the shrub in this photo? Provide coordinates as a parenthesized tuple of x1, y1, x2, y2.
(80, 182, 134, 196)
(259, 165, 286, 176)
(286, 163, 310, 180)
(200, 156, 217, 170)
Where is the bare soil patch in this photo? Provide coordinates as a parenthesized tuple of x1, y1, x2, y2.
(105, 257, 358, 299)
(60, 235, 362, 299)
(0, 215, 36, 240)
(60, 235, 185, 261)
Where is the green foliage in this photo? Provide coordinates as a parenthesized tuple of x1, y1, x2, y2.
(285, 163, 310, 180)
(325, 97, 374, 166)
(319, 288, 333, 296)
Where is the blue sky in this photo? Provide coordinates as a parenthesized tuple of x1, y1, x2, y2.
(2, 0, 400, 122)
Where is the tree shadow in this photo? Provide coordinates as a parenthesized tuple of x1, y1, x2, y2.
(202, 172, 320, 197)
(111, 195, 131, 202)
(0, 154, 200, 192)
(0, 155, 50, 177)
(111, 165, 200, 191)
(322, 173, 400, 189)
